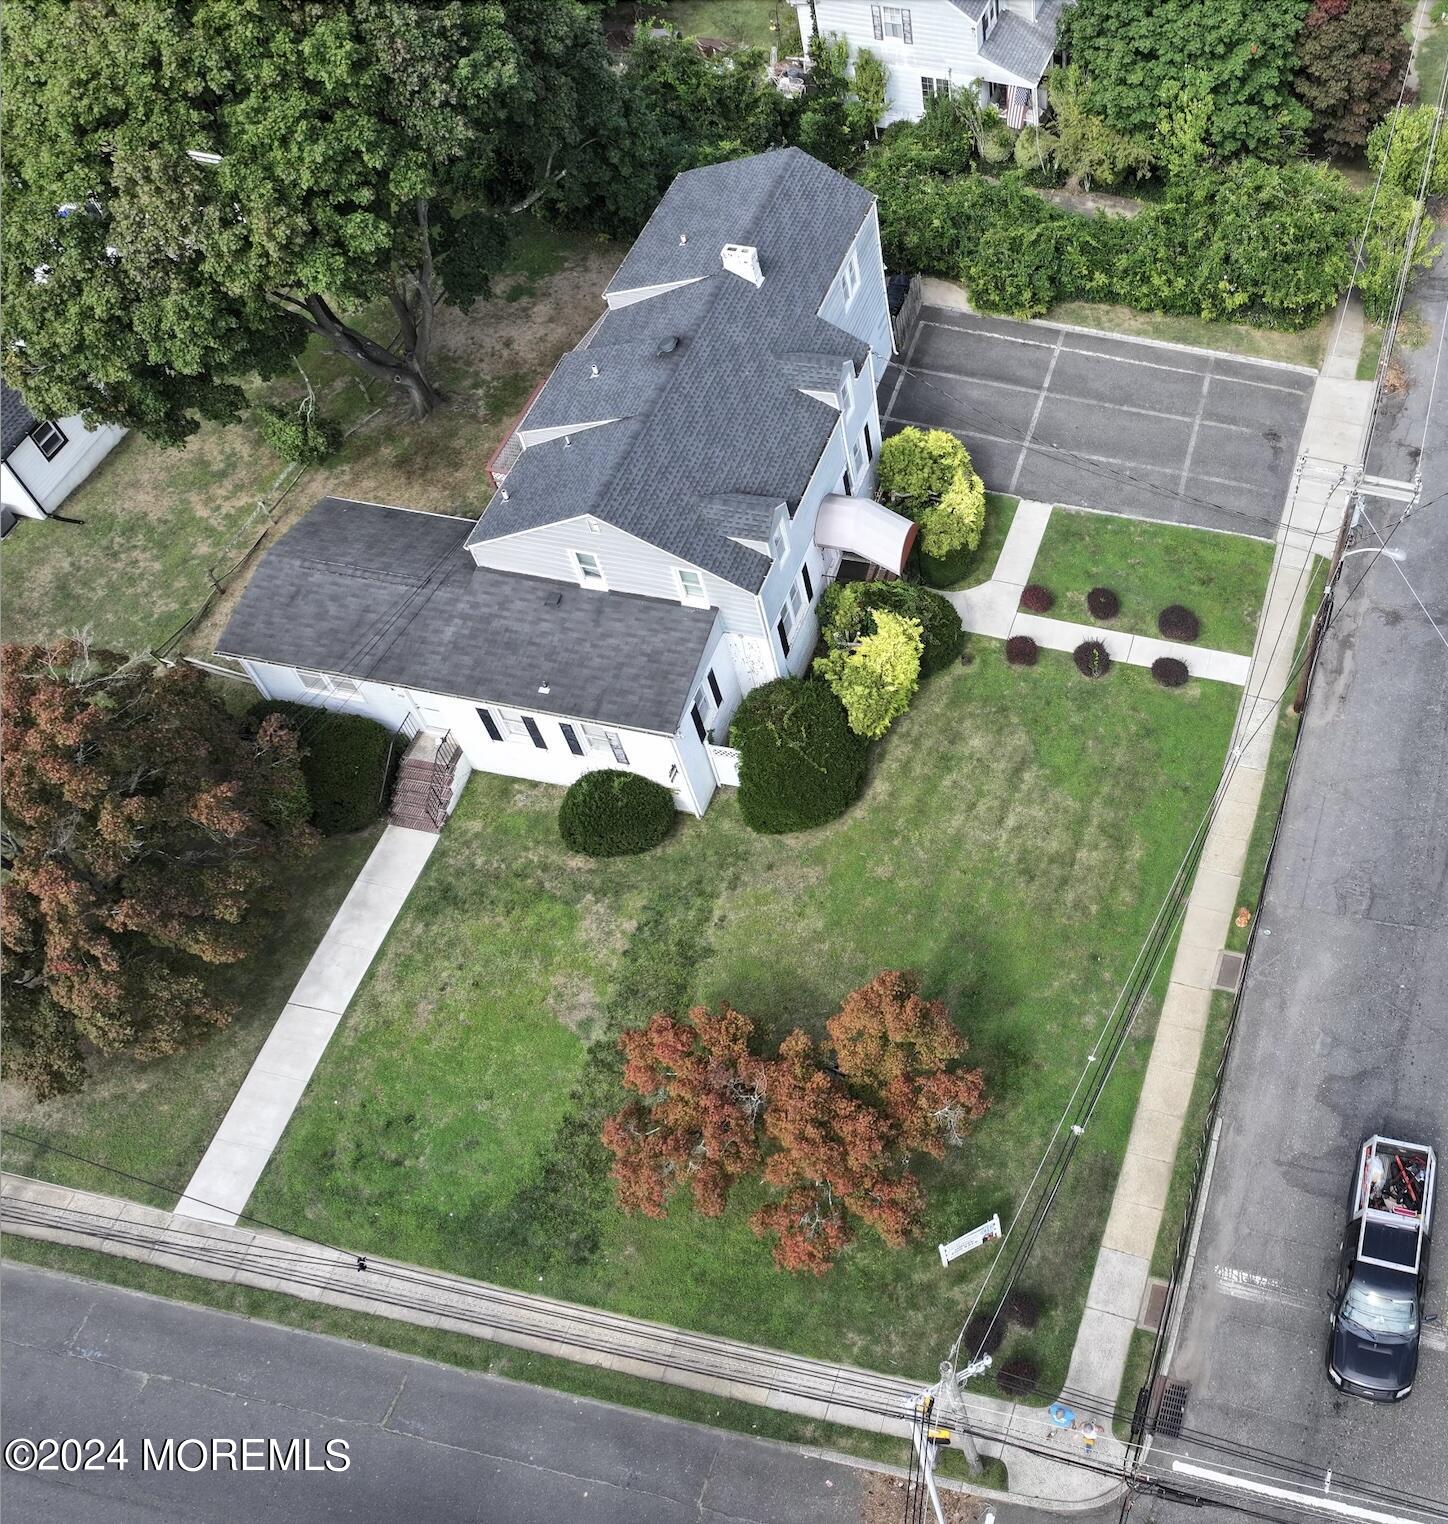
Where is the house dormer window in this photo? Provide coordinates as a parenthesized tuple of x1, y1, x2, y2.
(570, 549, 606, 588)
(840, 249, 860, 306)
(771, 522, 788, 562)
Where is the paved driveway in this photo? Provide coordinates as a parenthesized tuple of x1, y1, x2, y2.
(881, 310, 1316, 538)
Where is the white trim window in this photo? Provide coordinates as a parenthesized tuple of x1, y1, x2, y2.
(771, 521, 789, 562)
(296, 668, 360, 699)
(922, 76, 951, 103)
(570, 549, 606, 588)
(840, 249, 860, 306)
(497, 708, 547, 749)
(582, 724, 629, 764)
(674, 566, 708, 605)
(872, 5, 912, 42)
(28, 420, 66, 461)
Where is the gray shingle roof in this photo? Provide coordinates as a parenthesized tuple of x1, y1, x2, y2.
(469, 149, 876, 591)
(1, 383, 39, 460)
(979, 3, 1060, 83)
(948, 0, 990, 21)
(218, 498, 718, 734)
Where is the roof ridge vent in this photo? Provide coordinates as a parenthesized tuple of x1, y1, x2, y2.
(721, 243, 763, 288)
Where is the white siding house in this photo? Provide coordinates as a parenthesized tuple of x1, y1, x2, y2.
(219, 150, 917, 825)
(796, 0, 1064, 126)
(1, 383, 126, 524)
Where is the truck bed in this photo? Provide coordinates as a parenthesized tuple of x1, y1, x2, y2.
(1354, 1135, 1436, 1275)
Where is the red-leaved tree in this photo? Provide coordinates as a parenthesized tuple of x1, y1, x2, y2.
(1, 642, 315, 1098)
(602, 971, 988, 1274)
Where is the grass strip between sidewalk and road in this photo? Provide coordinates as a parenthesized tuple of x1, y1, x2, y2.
(0, 1236, 1006, 1489)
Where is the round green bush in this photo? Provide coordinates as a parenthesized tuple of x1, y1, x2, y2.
(255, 401, 342, 465)
(251, 701, 397, 834)
(558, 768, 674, 857)
(819, 580, 964, 678)
(730, 678, 867, 834)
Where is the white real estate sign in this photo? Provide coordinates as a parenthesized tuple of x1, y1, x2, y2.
(938, 1214, 1001, 1268)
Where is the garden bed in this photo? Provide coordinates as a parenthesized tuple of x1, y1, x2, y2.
(251, 645, 1239, 1391)
(1029, 508, 1275, 654)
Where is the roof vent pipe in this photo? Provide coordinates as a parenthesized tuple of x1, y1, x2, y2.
(656, 335, 680, 356)
(721, 243, 763, 288)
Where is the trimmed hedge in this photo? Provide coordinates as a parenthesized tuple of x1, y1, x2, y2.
(919, 542, 976, 588)
(1087, 586, 1120, 620)
(558, 768, 674, 857)
(1005, 634, 1039, 666)
(730, 678, 867, 834)
(251, 701, 397, 834)
(1073, 640, 1112, 678)
(1158, 604, 1201, 642)
(1151, 656, 1190, 688)
(1019, 583, 1055, 613)
(819, 580, 964, 678)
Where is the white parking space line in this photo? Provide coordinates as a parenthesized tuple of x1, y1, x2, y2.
(1010, 327, 1064, 493)
(919, 317, 1313, 394)
(1178, 358, 1215, 495)
(1171, 1460, 1433, 1524)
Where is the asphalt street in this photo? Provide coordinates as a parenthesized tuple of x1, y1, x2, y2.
(1138, 249, 1448, 1522)
(0, 1263, 882, 1524)
(882, 310, 1315, 537)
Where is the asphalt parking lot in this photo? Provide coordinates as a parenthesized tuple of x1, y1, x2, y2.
(881, 310, 1316, 538)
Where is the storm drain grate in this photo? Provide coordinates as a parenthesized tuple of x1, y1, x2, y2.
(1213, 951, 1245, 993)
(1154, 1380, 1191, 1438)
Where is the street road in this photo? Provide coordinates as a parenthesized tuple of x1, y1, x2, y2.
(1138, 250, 1448, 1522)
(0, 1262, 875, 1523)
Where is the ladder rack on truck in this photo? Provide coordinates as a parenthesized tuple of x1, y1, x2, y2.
(1353, 1135, 1436, 1275)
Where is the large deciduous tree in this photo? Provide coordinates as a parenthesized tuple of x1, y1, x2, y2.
(1, 642, 315, 1099)
(1, 0, 627, 440)
(602, 972, 988, 1273)
(1293, 0, 1411, 154)
(1059, 0, 1312, 158)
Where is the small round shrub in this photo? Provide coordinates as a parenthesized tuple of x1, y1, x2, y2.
(822, 580, 963, 678)
(558, 769, 674, 857)
(1073, 640, 1112, 678)
(730, 678, 867, 834)
(1151, 656, 1190, 688)
(996, 1356, 1041, 1399)
(1005, 634, 1039, 666)
(1019, 583, 1055, 613)
(251, 701, 397, 834)
(255, 401, 342, 465)
(1004, 1288, 1042, 1329)
(1158, 604, 1201, 642)
(965, 1313, 1006, 1357)
(1086, 585, 1121, 620)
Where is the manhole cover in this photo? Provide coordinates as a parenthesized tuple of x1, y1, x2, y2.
(1138, 1277, 1169, 1330)
(1154, 1380, 1191, 1438)
(1213, 950, 1244, 993)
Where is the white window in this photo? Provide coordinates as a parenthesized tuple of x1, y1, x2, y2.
(570, 549, 606, 588)
(28, 420, 66, 461)
(878, 5, 911, 42)
(840, 249, 860, 306)
(851, 433, 867, 481)
(675, 567, 707, 604)
(771, 522, 788, 562)
(583, 725, 629, 764)
(786, 580, 805, 632)
(296, 668, 360, 699)
(922, 76, 950, 102)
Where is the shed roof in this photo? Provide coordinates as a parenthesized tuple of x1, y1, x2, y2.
(1, 383, 39, 460)
(218, 498, 718, 734)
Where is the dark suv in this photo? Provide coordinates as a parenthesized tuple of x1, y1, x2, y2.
(1326, 1136, 1435, 1402)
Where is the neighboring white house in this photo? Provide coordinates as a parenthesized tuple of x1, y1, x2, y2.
(796, 0, 1065, 126)
(1, 382, 126, 526)
(218, 149, 917, 821)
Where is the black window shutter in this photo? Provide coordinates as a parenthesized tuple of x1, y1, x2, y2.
(901, 7, 913, 43)
(560, 723, 583, 756)
(777, 616, 791, 658)
(691, 705, 707, 742)
(801, 563, 814, 601)
(707, 670, 722, 706)
(870, 4, 883, 40)
(523, 716, 546, 749)
(864, 423, 874, 461)
(477, 707, 502, 741)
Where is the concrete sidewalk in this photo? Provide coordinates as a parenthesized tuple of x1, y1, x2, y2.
(1, 1174, 1125, 1514)
(1054, 297, 1373, 1421)
(950, 501, 1253, 684)
(177, 826, 439, 1227)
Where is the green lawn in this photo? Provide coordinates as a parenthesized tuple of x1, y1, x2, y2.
(925, 492, 1020, 590)
(1, 826, 383, 1207)
(0, 220, 618, 657)
(253, 644, 1239, 1395)
(603, 1, 802, 52)
(1046, 302, 1329, 371)
(1028, 507, 1276, 655)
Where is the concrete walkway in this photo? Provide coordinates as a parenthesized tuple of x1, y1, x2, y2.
(177, 826, 439, 1227)
(1055, 296, 1373, 1421)
(950, 501, 1253, 685)
(0, 1174, 1124, 1513)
